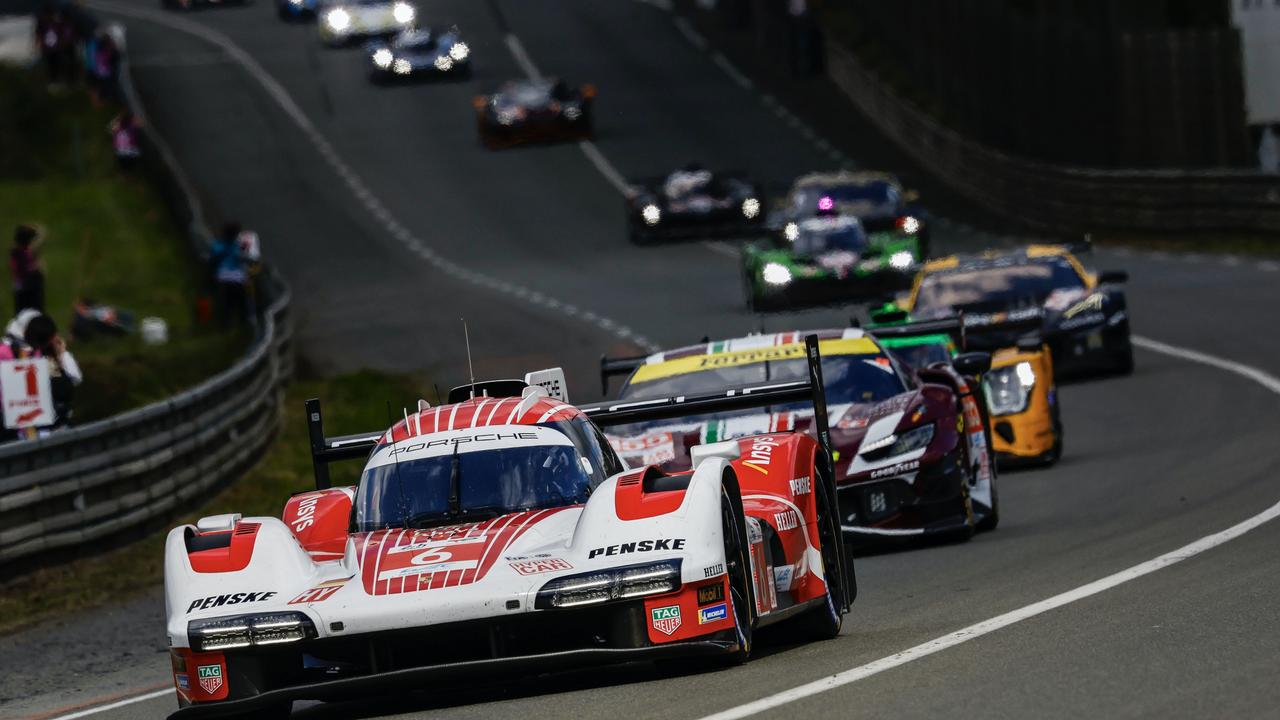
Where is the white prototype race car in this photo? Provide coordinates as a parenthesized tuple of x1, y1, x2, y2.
(318, 0, 417, 45)
(163, 336, 855, 717)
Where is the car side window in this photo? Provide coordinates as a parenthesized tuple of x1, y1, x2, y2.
(592, 426, 626, 477)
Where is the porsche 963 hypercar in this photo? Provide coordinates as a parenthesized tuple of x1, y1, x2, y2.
(163, 339, 853, 717)
(319, 0, 417, 45)
(367, 27, 470, 81)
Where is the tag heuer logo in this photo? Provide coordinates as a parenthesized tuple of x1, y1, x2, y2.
(651, 605, 682, 636)
(197, 664, 223, 694)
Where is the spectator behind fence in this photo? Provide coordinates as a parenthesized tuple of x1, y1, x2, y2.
(35, 7, 76, 86)
(22, 313, 82, 431)
(209, 223, 250, 328)
(109, 111, 142, 168)
(10, 225, 46, 315)
(88, 30, 120, 105)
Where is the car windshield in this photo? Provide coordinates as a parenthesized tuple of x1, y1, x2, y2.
(663, 169, 713, 199)
(355, 421, 604, 532)
(915, 258, 1085, 314)
(789, 217, 867, 255)
(791, 181, 899, 214)
(499, 80, 559, 107)
(620, 350, 908, 405)
(394, 31, 436, 50)
(885, 340, 953, 369)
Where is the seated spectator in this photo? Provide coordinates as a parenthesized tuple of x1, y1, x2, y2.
(22, 313, 83, 430)
(109, 111, 142, 168)
(10, 225, 45, 315)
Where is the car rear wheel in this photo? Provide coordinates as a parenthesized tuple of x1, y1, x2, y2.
(720, 483, 755, 664)
(795, 467, 845, 640)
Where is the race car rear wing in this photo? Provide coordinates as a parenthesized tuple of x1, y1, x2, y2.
(305, 398, 383, 490)
(582, 334, 851, 610)
(864, 316, 966, 348)
(599, 354, 647, 394)
(583, 334, 834, 467)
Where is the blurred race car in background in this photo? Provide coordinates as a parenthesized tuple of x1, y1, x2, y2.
(775, 171, 930, 260)
(474, 79, 595, 149)
(276, 0, 320, 21)
(626, 166, 765, 244)
(741, 214, 920, 312)
(162, 0, 246, 10)
(367, 27, 470, 81)
(319, 0, 417, 45)
(903, 245, 1132, 377)
(163, 348, 854, 716)
(601, 330, 998, 543)
(867, 307, 1063, 466)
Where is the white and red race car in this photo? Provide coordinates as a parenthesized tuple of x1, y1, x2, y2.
(163, 336, 854, 717)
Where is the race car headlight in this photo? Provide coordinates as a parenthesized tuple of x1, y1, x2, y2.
(896, 215, 921, 234)
(394, 58, 412, 74)
(536, 560, 682, 609)
(859, 423, 934, 461)
(449, 42, 469, 61)
(762, 262, 792, 286)
(392, 2, 414, 23)
(372, 48, 392, 68)
(641, 204, 661, 226)
(985, 361, 1036, 416)
(783, 222, 799, 242)
(889, 250, 914, 270)
(741, 197, 760, 219)
(188, 612, 316, 652)
(433, 55, 453, 71)
(326, 8, 350, 30)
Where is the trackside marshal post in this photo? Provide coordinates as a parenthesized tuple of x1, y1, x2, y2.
(2, 358, 55, 429)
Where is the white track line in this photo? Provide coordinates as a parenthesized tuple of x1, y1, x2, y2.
(711, 52, 752, 89)
(92, 0, 657, 352)
(44, 688, 172, 720)
(672, 16, 707, 50)
(700, 336, 1280, 720)
(503, 33, 542, 81)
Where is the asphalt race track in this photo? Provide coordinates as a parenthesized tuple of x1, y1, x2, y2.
(3, 1, 1280, 719)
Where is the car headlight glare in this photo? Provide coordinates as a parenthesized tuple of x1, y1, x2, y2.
(783, 222, 799, 242)
(741, 197, 760, 219)
(897, 215, 921, 234)
(536, 560, 681, 609)
(762, 262, 792, 286)
(188, 612, 315, 652)
(889, 250, 914, 270)
(434, 55, 453, 71)
(449, 42, 469, 61)
(372, 48, 392, 68)
(641, 204, 661, 226)
(392, 2, 414, 23)
(985, 361, 1035, 416)
(860, 423, 934, 460)
(326, 8, 350, 30)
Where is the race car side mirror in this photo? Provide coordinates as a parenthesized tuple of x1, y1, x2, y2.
(1098, 269, 1128, 285)
(952, 352, 992, 377)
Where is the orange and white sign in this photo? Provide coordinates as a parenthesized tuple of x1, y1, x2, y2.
(1, 358, 54, 429)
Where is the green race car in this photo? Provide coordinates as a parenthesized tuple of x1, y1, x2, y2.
(741, 215, 921, 312)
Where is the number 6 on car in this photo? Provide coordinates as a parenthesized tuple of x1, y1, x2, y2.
(162, 336, 854, 718)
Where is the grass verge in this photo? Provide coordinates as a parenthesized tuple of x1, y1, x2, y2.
(0, 65, 244, 423)
(0, 369, 428, 635)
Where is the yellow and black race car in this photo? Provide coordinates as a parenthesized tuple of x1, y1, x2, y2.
(903, 245, 1133, 378)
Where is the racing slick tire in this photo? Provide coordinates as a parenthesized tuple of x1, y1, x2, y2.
(718, 479, 755, 664)
(794, 464, 846, 640)
(177, 699, 291, 719)
(1113, 342, 1135, 376)
(1037, 394, 1065, 466)
(658, 478, 754, 675)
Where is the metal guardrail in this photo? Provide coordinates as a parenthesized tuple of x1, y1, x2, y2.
(0, 21, 293, 573)
(823, 42, 1280, 235)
